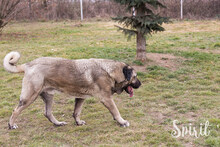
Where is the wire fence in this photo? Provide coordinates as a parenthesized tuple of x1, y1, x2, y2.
(9, 0, 220, 21)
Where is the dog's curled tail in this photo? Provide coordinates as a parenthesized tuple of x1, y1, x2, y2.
(3, 51, 25, 73)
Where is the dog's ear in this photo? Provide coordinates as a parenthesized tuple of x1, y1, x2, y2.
(123, 66, 133, 81)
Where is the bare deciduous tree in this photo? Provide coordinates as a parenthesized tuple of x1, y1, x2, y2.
(0, 0, 21, 33)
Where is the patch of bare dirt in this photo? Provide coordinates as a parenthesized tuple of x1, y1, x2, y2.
(0, 33, 32, 40)
(148, 108, 201, 147)
(172, 47, 220, 54)
(132, 65, 146, 72)
(149, 111, 167, 124)
(65, 23, 83, 28)
(195, 49, 220, 54)
(133, 53, 186, 72)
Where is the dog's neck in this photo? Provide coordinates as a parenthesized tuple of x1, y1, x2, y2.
(112, 80, 129, 94)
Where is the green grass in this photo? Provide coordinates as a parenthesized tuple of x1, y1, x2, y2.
(0, 20, 220, 146)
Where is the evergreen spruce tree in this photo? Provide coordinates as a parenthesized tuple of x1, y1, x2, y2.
(112, 0, 170, 61)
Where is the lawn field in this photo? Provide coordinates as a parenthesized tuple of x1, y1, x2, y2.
(0, 20, 219, 146)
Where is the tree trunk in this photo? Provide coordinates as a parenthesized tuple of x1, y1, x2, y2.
(28, 0, 32, 19)
(136, 32, 146, 61)
(43, 0, 48, 8)
(136, 5, 146, 61)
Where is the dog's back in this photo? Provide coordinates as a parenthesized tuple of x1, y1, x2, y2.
(20, 57, 123, 97)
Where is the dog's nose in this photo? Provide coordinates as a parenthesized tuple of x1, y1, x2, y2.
(137, 79, 141, 87)
(132, 79, 141, 89)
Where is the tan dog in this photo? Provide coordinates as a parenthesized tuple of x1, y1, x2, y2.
(3, 51, 141, 129)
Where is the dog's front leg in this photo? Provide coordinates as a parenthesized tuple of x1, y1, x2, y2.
(101, 97, 129, 127)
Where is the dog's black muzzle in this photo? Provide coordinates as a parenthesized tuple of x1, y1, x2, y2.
(131, 79, 141, 89)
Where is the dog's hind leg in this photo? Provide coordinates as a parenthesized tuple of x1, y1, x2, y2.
(40, 92, 67, 126)
(73, 98, 85, 125)
(8, 77, 43, 129)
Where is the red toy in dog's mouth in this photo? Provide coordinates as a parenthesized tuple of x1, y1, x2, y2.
(126, 86, 133, 97)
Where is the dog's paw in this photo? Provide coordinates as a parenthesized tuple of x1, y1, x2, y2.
(55, 121, 67, 126)
(120, 120, 130, 127)
(76, 120, 86, 126)
(8, 123, 18, 129)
